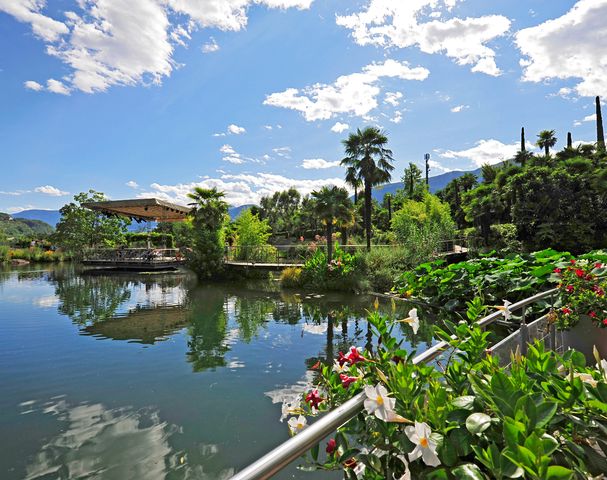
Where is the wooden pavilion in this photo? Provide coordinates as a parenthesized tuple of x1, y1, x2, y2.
(82, 198, 191, 271)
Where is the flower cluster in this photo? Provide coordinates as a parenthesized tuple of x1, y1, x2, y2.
(555, 259, 607, 329)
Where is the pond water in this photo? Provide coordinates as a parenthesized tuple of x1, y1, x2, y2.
(0, 264, 435, 480)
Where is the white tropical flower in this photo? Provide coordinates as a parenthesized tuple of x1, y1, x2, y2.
(363, 384, 396, 422)
(400, 308, 419, 334)
(287, 415, 307, 435)
(405, 421, 441, 467)
(496, 300, 512, 320)
(600, 359, 607, 381)
(573, 372, 598, 387)
(332, 359, 349, 374)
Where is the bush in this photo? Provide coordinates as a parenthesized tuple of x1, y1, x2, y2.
(360, 246, 413, 293)
(299, 245, 367, 292)
(280, 267, 303, 288)
(489, 223, 522, 253)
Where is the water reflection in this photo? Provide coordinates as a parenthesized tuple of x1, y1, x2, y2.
(22, 398, 233, 480)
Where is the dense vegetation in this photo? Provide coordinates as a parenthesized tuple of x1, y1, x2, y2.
(0, 213, 54, 240)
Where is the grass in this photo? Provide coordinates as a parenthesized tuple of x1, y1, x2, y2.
(0, 246, 68, 263)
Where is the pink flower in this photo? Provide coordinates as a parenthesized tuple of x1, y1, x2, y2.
(305, 389, 323, 409)
(596, 262, 603, 268)
(566, 285, 574, 293)
(326, 438, 337, 455)
(554, 268, 562, 274)
(340, 374, 358, 388)
(562, 307, 572, 315)
(589, 311, 598, 318)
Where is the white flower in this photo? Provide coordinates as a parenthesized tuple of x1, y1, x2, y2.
(496, 300, 512, 320)
(600, 359, 607, 381)
(353, 462, 366, 478)
(332, 359, 349, 374)
(400, 308, 419, 334)
(573, 372, 598, 387)
(405, 421, 441, 467)
(363, 383, 396, 422)
(287, 415, 307, 435)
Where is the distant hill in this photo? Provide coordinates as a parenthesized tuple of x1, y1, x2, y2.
(229, 204, 254, 219)
(0, 215, 54, 239)
(371, 166, 483, 202)
(13, 209, 62, 227)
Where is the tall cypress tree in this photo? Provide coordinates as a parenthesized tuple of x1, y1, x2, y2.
(567, 132, 573, 149)
(597, 96, 605, 151)
(521, 127, 526, 152)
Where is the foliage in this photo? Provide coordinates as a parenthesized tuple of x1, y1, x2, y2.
(536, 129, 557, 156)
(290, 310, 607, 479)
(401, 162, 425, 200)
(489, 224, 522, 254)
(53, 190, 131, 257)
(0, 246, 67, 263)
(186, 187, 229, 279)
(311, 186, 354, 263)
(124, 232, 174, 248)
(437, 173, 478, 229)
(392, 193, 455, 246)
(0, 215, 54, 240)
(259, 188, 301, 238)
(341, 127, 395, 251)
(233, 209, 273, 261)
(359, 246, 414, 293)
(280, 266, 303, 288)
(394, 249, 575, 310)
(299, 244, 366, 292)
(555, 258, 607, 329)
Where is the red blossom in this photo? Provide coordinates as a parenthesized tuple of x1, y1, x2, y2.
(570, 259, 576, 264)
(604, 319, 607, 326)
(566, 285, 574, 293)
(310, 361, 321, 370)
(344, 458, 357, 469)
(340, 374, 358, 388)
(575, 269, 585, 278)
(346, 347, 366, 365)
(589, 311, 598, 318)
(596, 263, 603, 269)
(562, 307, 573, 315)
(554, 268, 562, 274)
(305, 389, 323, 409)
(326, 438, 337, 455)
(337, 351, 348, 366)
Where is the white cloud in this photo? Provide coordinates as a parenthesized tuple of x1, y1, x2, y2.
(126, 180, 139, 188)
(384, 91, 403, 107)
(0, 190, 29, 196)
(2, 0, 312, 94)
(6, 205, 35, 214)
(390, 111, 403, 123)
(301, 158, 341, 169)
(24, 80, 43, 91)
(202, 37, 220, 53)
(272, 146, 291, 158)
(450, 104, 469, 113)
(219, 144, 244, 164)
(264, 59, 429, 121)
(0, 0, 68, 41)
(336, 2, 510, 76)
(263, 125, 273, 130)
(516, 0, 607, 97)
(428, 159, 452, 173)
(34, 185, 69, 196)
(227, 124, 246, 135)
(439, 139, 528, 167)
(330, 122, 349, 133)
(46, 78, 70, 95)
(139, 172, 344, 207)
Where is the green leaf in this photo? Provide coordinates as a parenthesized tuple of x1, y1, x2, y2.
(545, 465, 574, 480)
(425, 468, 450, 480)
(310, 442, 319, 462)
(466, 412, 492, 435)
(534, 401, 557, 430)
(452, 395, 476, 410)
(452, 464, 486, 480)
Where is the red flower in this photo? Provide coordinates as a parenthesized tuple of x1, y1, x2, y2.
(566, 285, 574, 293)
(589, 311, 598, 318)
(326, 438, 337, 455)
(603, 319, 607, 326)
(562, 307, 572, 315)
(310, 360, 321, 370)
(596, 262, 603, 269)
(337, 351, 348, 366)
(553, 268, 562, 274)
(570, 259, 576, 264)
(593, 285, 605, 297)
(340, 374, 358, 388)
(344, 458, 357, 469)
(345, 347, 366, 365)
(305, 389, 323, 409)
(575, 269, 585, 278)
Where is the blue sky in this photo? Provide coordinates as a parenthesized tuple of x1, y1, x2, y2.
(0, 0, 605, 211)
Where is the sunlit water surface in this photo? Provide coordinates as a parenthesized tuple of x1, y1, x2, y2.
(0, 264, 434, 479)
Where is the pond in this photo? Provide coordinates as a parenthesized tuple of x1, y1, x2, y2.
(0, 264, 435, 479)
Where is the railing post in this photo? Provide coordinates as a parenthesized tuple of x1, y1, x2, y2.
(519, 305, 528, 356)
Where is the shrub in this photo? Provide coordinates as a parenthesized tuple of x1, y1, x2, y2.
(489, 223, 522, 253)
(300, 245, 366, 292)
(280, 267, 303, 288)
(360, 246, 413, 293)
(233, 209, 273, 262)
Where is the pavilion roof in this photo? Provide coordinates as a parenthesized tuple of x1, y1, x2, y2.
(83, 198, 192, 222)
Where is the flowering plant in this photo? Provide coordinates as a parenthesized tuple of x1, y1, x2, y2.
(555, 259, 607, 329)
(285, 307, 607, 479)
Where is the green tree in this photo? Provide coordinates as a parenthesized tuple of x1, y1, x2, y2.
(402, 162, 424, 199)
(341, 127, 394, 251)
(259, 188, 301, 238)
(53, 190, 130, 257)
(437, 173, 478, 229)
(345, 166, 362, 204)
(187, 187, 228, 279)
(311, 186, 354, 263)
(536, 130, 558, 156)
(233, 209, 272, 261)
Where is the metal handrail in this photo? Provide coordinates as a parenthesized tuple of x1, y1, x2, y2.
(229, 288, 558, 480)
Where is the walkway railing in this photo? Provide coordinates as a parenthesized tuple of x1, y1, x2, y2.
(83, 248, 184, 264)
(229, 288, 558, 480)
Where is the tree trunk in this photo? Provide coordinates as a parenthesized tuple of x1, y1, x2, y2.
(341, 227, 348, 247)
(597, 96, 605, 151)
(521, 127, 526, 152)
(354, 186, 358, 204)
(544, 144, 549, 157)
(567, 132, 573, 149)
(364, 181, 372, 251)
(326, 222, 333, 264)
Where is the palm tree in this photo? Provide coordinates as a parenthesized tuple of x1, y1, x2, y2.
(345, 166, 362, 204)
(341, 127, 394, 251)
(187, 187, 228, 230)
(536, 130, 558, 157)
(311, 186, 353, 263)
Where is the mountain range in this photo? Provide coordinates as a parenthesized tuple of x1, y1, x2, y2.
(6, 166, 482, 227)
